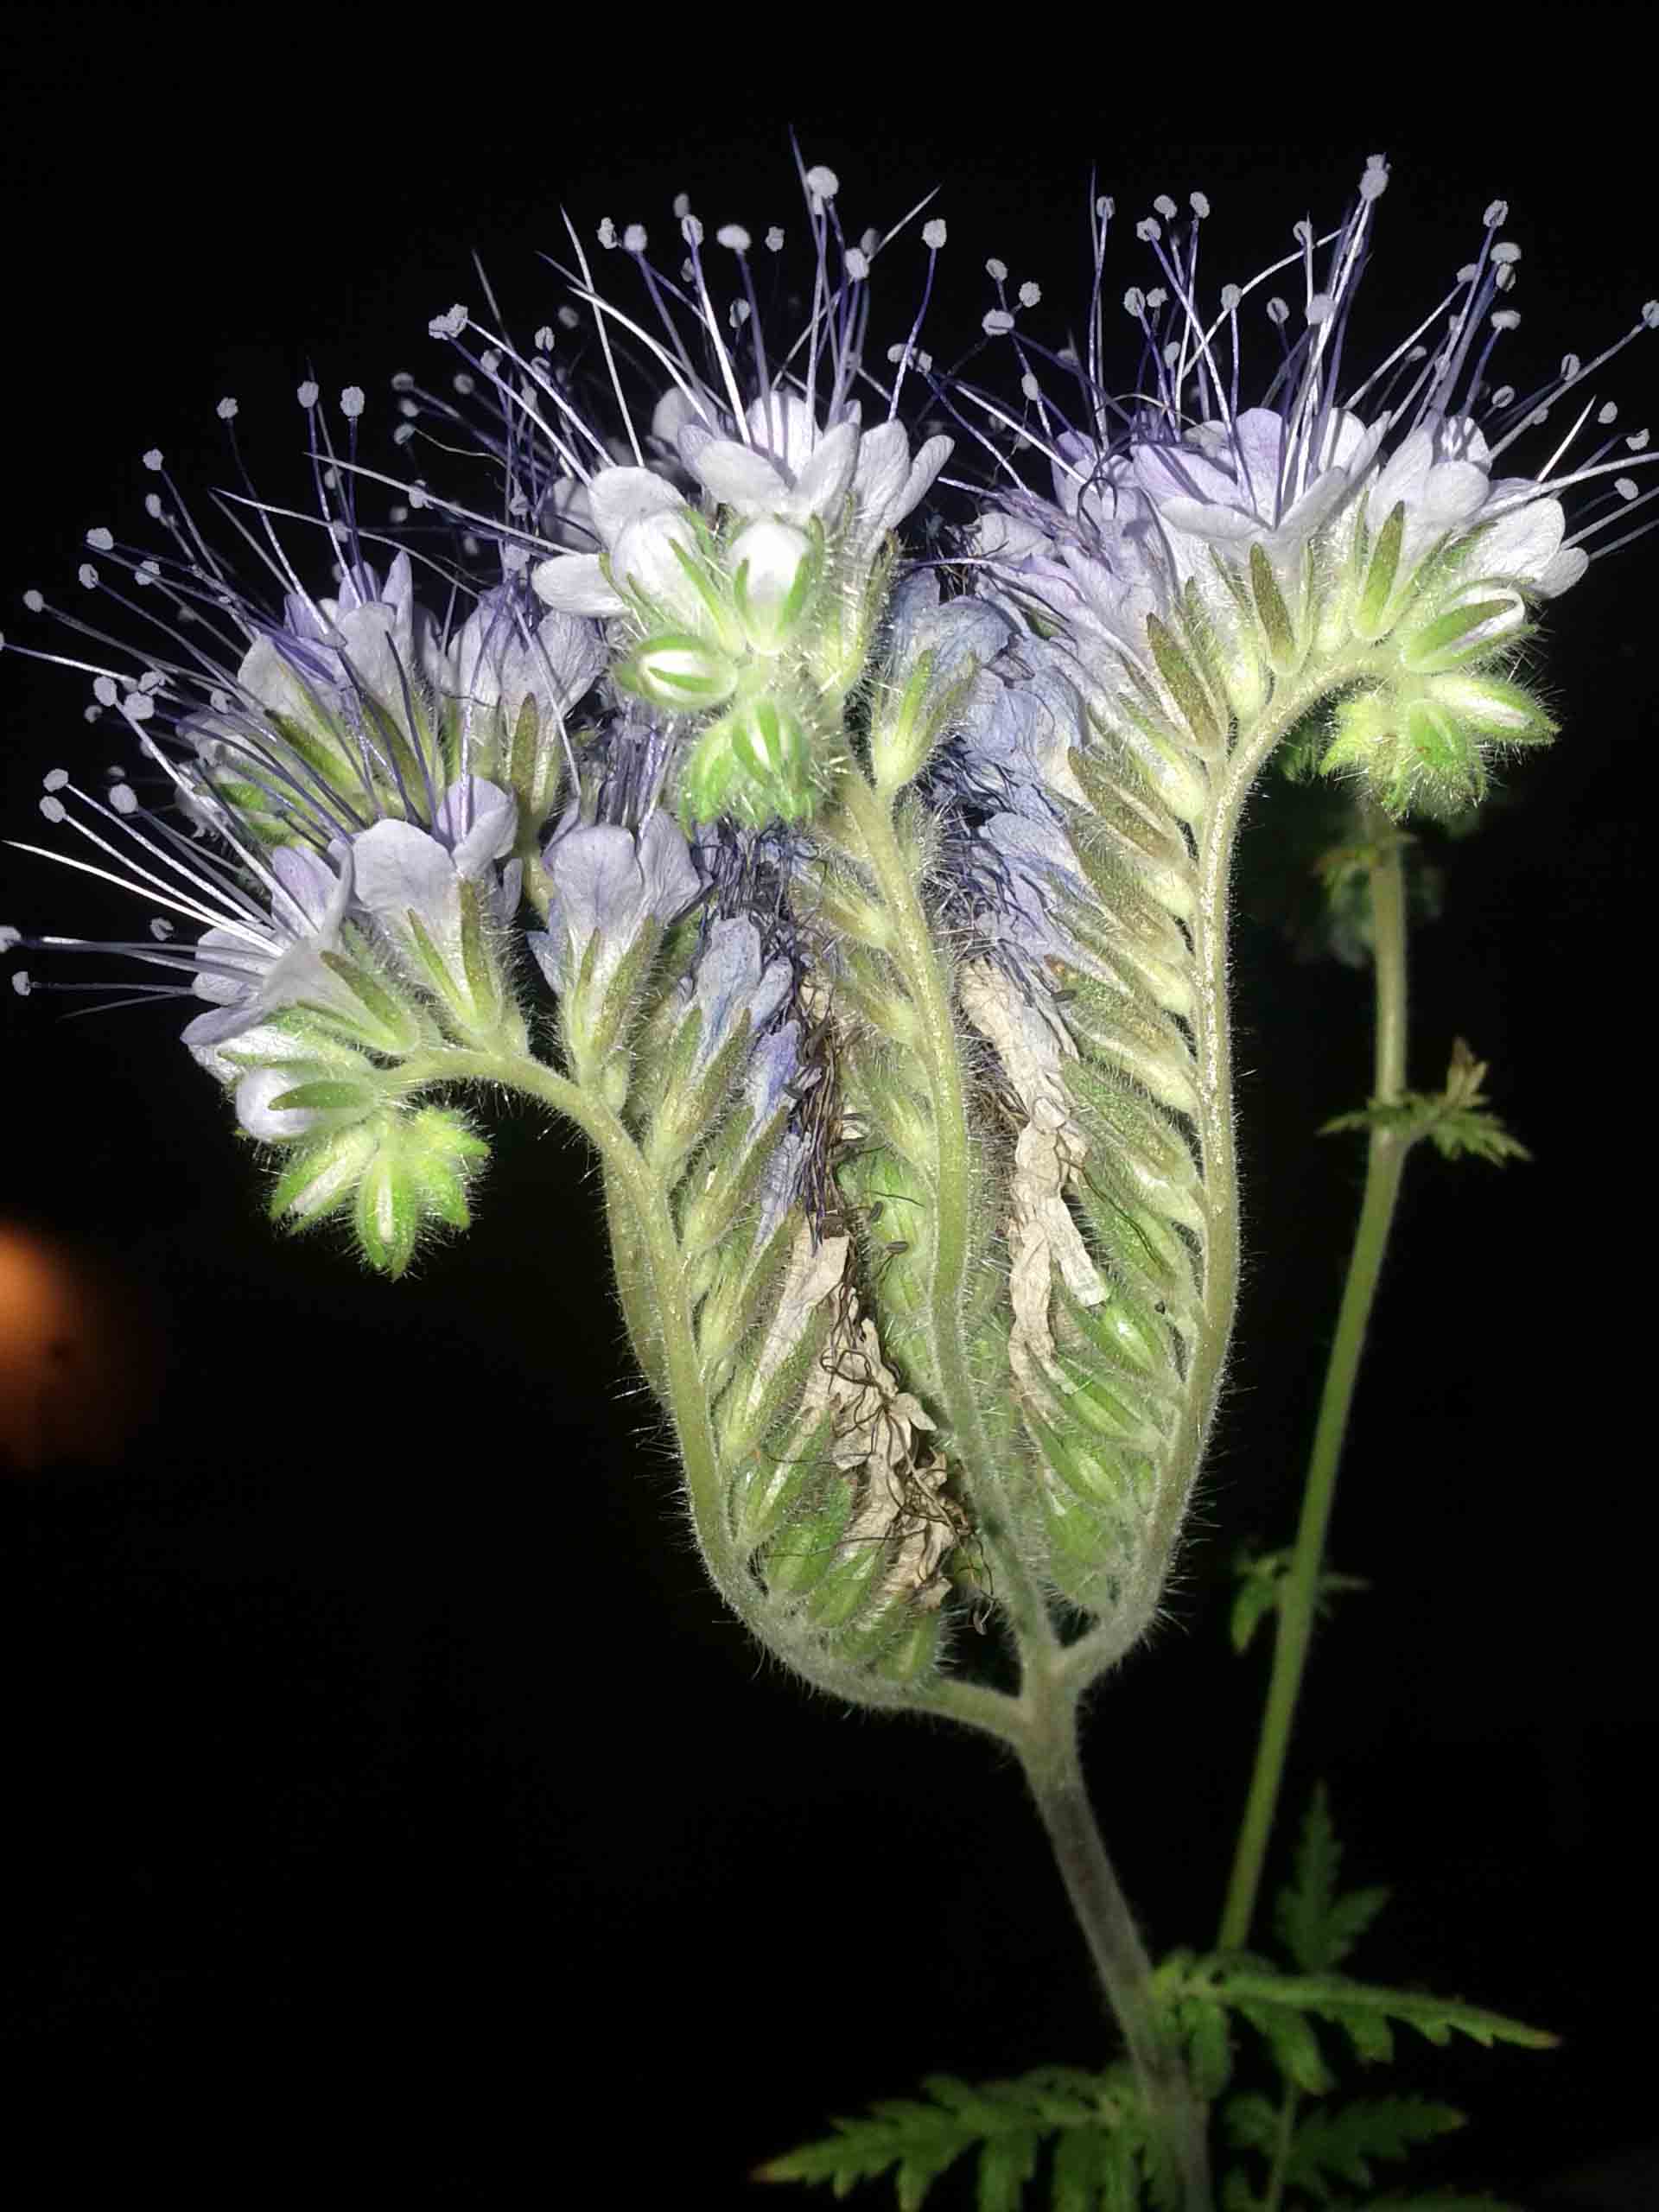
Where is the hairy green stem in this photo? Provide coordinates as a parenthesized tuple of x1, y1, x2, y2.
(1014, 1676, 1214, 2211)
(1262, 2082, 1300, 2212)
(1218, 804, 1411, 1949)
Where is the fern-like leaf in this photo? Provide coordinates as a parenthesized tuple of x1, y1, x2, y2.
(1358, 2196, 1529, 2210)
(1181, 1958, 1556, 2082)
(1278, 2095, 1465, 2199)
(1229, 1554, 1370, 1656)
(754, 2063, 1147, 2211)
(1275, 1788, 1390, 1974)
(1320, 1039, 1529, 1166)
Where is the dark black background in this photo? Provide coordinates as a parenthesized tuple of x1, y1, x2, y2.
(0, 17, 1650, 2206)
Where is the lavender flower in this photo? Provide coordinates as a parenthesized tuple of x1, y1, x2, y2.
(678, 914, 791, 1074)
(964, 158, 1656, 814)
(531, 806, 700, 1003)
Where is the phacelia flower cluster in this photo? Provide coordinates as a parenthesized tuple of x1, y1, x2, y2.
(4, 153, 1652, 1696)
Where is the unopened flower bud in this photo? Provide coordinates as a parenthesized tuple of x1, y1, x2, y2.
(728, 518, 816, 651)
(608, 507, 720, 635)
(680, 694, 817, 829)
(615, 632, 740, 712)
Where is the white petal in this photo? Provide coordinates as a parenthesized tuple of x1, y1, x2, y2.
(1274, 465, 1359, 545)
(353, 818, 460, 931)
(849, 421, 910, 537)
(1420, 461, 1491, 529)
(1469, 498, 1565, 587)
(691, 439, 793, 514)
(785, 421, 858, 521)
(435, 777, 518, 879)
(270, 844, 350, 936)
(234, 1065, 325, 1141)
(746, 391, 822, 474)
(898, 434, 953, 525)
(1537, 544, 1589, 597)
(1154, 498, 1259, 544)
(588, 466, 688, 543)
(531, 554, 626, 617)
(1367, 426, 1435, 522)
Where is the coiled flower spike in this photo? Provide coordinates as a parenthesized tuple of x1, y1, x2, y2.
(5, 152, 1653, 1704)
(6, 153, 1651, 2209)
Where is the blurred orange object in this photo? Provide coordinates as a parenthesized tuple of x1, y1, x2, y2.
(0, 1223, 165, 1475)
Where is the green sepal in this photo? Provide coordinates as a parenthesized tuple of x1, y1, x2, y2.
(1055, 1280, 1186, 1400)
(267, 1121, 383, 1227)
(1029, 1352, 1166, 1457)
(1034, 1474, 1127, 1613)
(1319, 688, 1478, 820)
(1065, 745, 1193, 880)
(354, 1147, 420, 1277)
(678, 1100, 791, 1259)
(456, 878, 499, 1025)
(315, 947, 429, 1055)
(359, 694, 436, 817)
(1249, 543, 1296, 666)
(1090, 688, 1212, 825)
(397, 899, 496, 1037)
(762, 1478, 854, 1599)
(1427, 671, 1555, 744)
(804, 1531, 890, 1629)
(678, 692, 822, 830)
(265, 1076, 380, 1116)
(695, 1211, 797, 1391)
(868, 632, 984, 798)
(1400, 592, 1527, 674)
(1063, 1057, 1208, 1237)
(1355, 500, 1406, 638)
(868, 1609, 943, 1685)
(1145, 612, 1224, 753)
(728, 1408, 836, 1554)
(266, 1103, 489, 1277)
(646, 1008, 755, 1181)
(562, 912, 673, 1096)
(1054, 963, 1201, 1118)
(348, 1106, 490, 1277)
(1027, 1402, 1148, 1528)
(1059, 879, 1197, 1018)
(798, 852, 896, 953)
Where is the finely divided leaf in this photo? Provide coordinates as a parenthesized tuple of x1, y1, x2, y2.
(754, 2064, 1145, 2211)
(1275, 1788, 1390, 1974)
(1283, 2095, 1464, 2198)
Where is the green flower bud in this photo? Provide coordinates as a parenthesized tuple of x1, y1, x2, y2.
(679, 694, 818, 829)
(267, 1121, 382, 1228)
(615, 632, 740, 712)
(1319, 669, 1555, 821)
(267, 1103, 489, 1278)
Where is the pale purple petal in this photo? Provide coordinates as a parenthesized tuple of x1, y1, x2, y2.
(634, 810, 702, 918)
(786, 421, 858, 520)
(531, 554, 626, 617)
(690, 439, 793, 514)
(353, 819, 461, 943)
(588, 467, 688, 543)
(434, 778, 517, 879)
